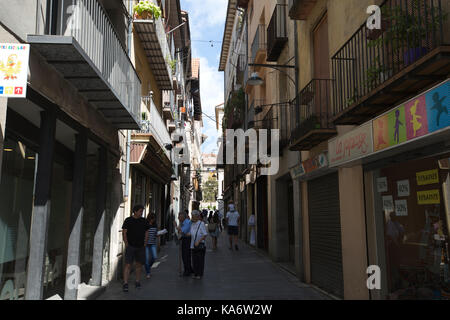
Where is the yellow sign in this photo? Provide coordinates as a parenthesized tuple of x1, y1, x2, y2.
(416, 169, 439, 186)
(417, 190, 440, 205)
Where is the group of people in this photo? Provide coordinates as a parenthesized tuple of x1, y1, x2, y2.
(120, 202, 241, 292)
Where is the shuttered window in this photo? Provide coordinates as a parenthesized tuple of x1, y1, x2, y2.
(308, 173, 344, 298)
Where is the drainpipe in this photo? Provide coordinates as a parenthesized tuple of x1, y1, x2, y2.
(124, 0, 133, 202)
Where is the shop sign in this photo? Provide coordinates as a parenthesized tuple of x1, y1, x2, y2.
(0, 43, 30, 98)
(416, 169, 439, 186)
(382, 195, 394, 212)
(290, 164, 305, 180)
(397, 180, 410, 197)
(395, 199, 408, 216)
(377, 177, 388, 193)
(373, 79, 450, 152)
(329, 122, 373, 167)
(417, 189, 440, 205)
(290, 152, 328, 179)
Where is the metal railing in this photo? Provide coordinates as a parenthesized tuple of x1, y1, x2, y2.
(290, 79, 334, 141)
(139, 96, 172, 159)
(332, 0, 447, 117)
(49, 0, 141, 124)
(267, 4, 288, 61)
(251, 24, 267, 63)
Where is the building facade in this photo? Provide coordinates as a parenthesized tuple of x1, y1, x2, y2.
(0, 0, 198, 300)
(220, 0, 450, 299)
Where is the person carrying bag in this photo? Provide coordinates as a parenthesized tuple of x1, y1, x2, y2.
(189, 210, 208, 279)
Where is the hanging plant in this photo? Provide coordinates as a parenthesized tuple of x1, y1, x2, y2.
(133, 1, 162, 20)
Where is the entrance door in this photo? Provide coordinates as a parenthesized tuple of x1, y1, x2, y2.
(308, 173, 344, 298)
(257, 176, 268, 251)
(288, 180, 295, 263)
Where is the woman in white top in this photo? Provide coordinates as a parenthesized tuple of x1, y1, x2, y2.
(187, 210, 208, 279)
(248, 214, 256, 246)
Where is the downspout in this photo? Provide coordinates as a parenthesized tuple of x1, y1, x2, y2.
(124, 0, 133, 203)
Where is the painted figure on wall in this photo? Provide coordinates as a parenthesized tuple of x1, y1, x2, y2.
(410, 101, 423, 137)
(394, 109, 403, 144)
(431, 92, 447, 127)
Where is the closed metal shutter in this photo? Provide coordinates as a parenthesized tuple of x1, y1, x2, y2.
(308, 173, 344, 298)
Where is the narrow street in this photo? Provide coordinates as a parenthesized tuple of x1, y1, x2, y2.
(97, 233, 329, 300)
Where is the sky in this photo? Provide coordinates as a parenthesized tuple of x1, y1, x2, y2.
(180, 0, 228, 155)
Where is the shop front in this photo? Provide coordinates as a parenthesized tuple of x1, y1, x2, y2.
(329, 79, 450, 299)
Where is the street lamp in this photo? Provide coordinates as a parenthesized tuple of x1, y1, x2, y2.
(247, 72, 264, 86)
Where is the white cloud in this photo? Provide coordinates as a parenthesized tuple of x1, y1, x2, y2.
(198, 56, 224, 154)
(184, 0, 228, 39)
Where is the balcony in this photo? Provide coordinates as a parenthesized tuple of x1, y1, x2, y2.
(288, 0, 317, 20)
(251, 24, 267, 65)
(162, 90, 175, 120)
(27, 0, 141, 129)
(132, 96, 172, 160)
(332, 0, 450, 125)
(248, 99, 265, 129)
(267, 4, 288, 62)
(237, 0, 249, 9)
(133, 3, 174, 90)
(289, 79, 337, 151)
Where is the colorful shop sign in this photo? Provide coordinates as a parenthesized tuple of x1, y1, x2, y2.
(373, 79, 450, 152)
(0, 43, 30, 98)
(416, 169, 439, 186)
(290, 152, 328, 179)
(417, 189, 441, 205)
(329, 122, 373, 167)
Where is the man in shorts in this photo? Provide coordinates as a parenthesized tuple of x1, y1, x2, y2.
(122, 204, 150, 292)
(226, 201, 240, 251)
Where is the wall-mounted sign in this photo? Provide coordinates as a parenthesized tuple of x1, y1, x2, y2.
(417, 189, 440, 205)
(395, 200, 408, 216)
(329, 122, 373, 167)
(377, 177, 388, 193)
(397, 180, 410, 197)
(382, 195, 394, 212)
(290, 152, 328, 179)
(0, 43, 30, 98)
(416, 169, 439, 186)
(372, 79, 450, 152)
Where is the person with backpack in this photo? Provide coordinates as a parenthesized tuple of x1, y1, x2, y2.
(187, 210, 208, 279)
(208, 211, 220, 250)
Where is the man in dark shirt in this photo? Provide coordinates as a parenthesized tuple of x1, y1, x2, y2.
(122, 204, 150, 292)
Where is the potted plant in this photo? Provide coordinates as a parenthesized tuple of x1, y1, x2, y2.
(133, 1, 162, 20)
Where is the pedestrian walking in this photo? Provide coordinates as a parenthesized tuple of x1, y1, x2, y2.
(248, 213, 256, 246)
(144, 213, 161, 279)
(226, 201, 240, 251)
(175, 211, 194, 277)
(208, 211, 220, 250)
(218, 209, 224, 232)
(122, 204, 150, 292)
(188, 210, 208, 279)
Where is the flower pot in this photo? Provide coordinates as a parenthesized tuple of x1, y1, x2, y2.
(366, 19, 390, 40)
(404, 47, 428, 66)
(135, 11, 153, 20)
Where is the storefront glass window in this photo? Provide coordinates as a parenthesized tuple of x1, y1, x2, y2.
(43, 160, 73, 299)
(373, 155, 450, 299)
(0, 138, 36, 300)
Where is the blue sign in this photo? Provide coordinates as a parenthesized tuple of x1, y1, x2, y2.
(426, 81, 449, 133)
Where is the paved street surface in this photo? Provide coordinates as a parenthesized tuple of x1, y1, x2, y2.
(97, 232, 329, 300)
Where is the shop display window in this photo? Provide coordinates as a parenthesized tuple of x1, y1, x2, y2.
(0, 138, 36, 300)
(373, 155, 450, 300)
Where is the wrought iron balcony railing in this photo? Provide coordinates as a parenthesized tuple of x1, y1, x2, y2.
(267, 4, 288, 62)
(332, 0, 449, 125)
(251, 24, 267, 63)
(289, 79, 337, 150)
(28, 0, 141, 129)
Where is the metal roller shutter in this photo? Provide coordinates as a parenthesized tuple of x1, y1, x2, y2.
(308, 173, 344, 298)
